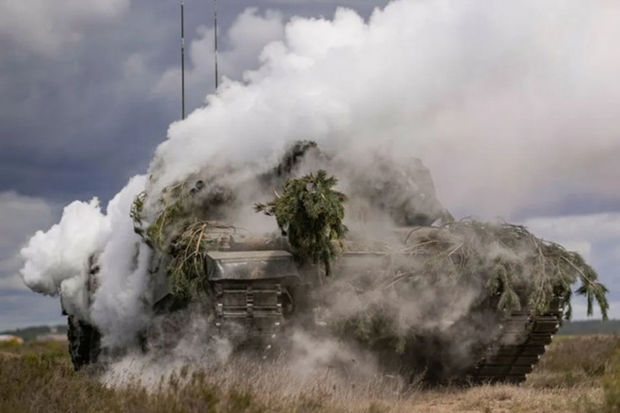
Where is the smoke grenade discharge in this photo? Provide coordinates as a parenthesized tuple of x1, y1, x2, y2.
(19, 0, 615, 387)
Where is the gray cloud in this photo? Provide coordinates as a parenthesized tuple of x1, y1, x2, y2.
(0, 192, 62, 329)
(0, 0, 131, 56)
(0, 191, 56, 250)
(0, 256, 23, 290)
(0, 1, 176, 202)
(0, 192, 57, 282)
(0, 289, 64, 331)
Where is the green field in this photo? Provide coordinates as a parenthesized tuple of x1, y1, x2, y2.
(1, 335, 619, 413)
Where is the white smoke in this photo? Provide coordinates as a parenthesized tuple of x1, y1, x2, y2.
(18, 0, 620, 365)
(19, 175, 147, 337)
(151, 0, 620, 218)
(89, 175, 149, 347)
(20, 198, 110, 318)
(102, 305, 233, 389)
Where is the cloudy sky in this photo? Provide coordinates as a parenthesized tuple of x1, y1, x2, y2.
(1, 0, 618, 330)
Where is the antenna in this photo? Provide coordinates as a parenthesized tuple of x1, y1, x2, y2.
(214, 0, 219, 90)
(180, 0, 186, 119)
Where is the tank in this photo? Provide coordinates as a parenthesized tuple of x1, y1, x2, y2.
(65, 230, 563, 385)
(63, 143, 584, 386)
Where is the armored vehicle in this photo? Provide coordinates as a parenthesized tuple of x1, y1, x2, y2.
(66, 234, 563, 384)
(63, 146, 586, 385)
(64, 217, 564, 385)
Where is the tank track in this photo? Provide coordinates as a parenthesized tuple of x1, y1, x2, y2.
(470, 304, 562, 384)
(213, 280, 284, 356)
(67, 315, 101, 371)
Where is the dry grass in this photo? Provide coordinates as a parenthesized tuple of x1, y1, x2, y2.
(401, 385, 602, 413)
(1, 335, 619, 413)
(526, 335, 620, 389)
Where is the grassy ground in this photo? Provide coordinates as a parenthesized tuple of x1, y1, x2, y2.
(1, 335, 619, 413)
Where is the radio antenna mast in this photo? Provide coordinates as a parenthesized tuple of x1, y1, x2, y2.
(214, 0, 219, 90)
(180, 0, 186, 119)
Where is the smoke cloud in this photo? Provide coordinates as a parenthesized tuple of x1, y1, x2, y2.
(20, 199, 109, 294)
(18, 0, 620, 384)
(152, 0, 620, 218)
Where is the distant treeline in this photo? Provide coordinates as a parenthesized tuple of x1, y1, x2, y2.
(558, 320, 620, 335)
(1, 320, 618, 341)
(0, 325, 67, 341)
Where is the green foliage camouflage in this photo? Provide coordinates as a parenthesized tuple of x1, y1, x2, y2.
(132, 170, 348, 297)
(255, 170, 347, 276)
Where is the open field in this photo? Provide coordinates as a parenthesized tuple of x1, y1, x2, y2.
(1, 335, 619, 413)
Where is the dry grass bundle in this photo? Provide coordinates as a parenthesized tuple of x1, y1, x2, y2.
(131, 178, 237, 299)
(168, 221, 235, 299)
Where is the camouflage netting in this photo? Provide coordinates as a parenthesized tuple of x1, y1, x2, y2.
(327, 221, 608, 358)
(339, 220, 609, 318)
(130, 141, 608, 348)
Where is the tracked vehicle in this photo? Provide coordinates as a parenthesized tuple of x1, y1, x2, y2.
(65, 230, 563, 385)
(68, 142, 607, 384)
(63, 146, 578, 385)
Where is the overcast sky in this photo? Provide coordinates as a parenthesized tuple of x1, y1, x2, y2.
(1, 0, 618, 330)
